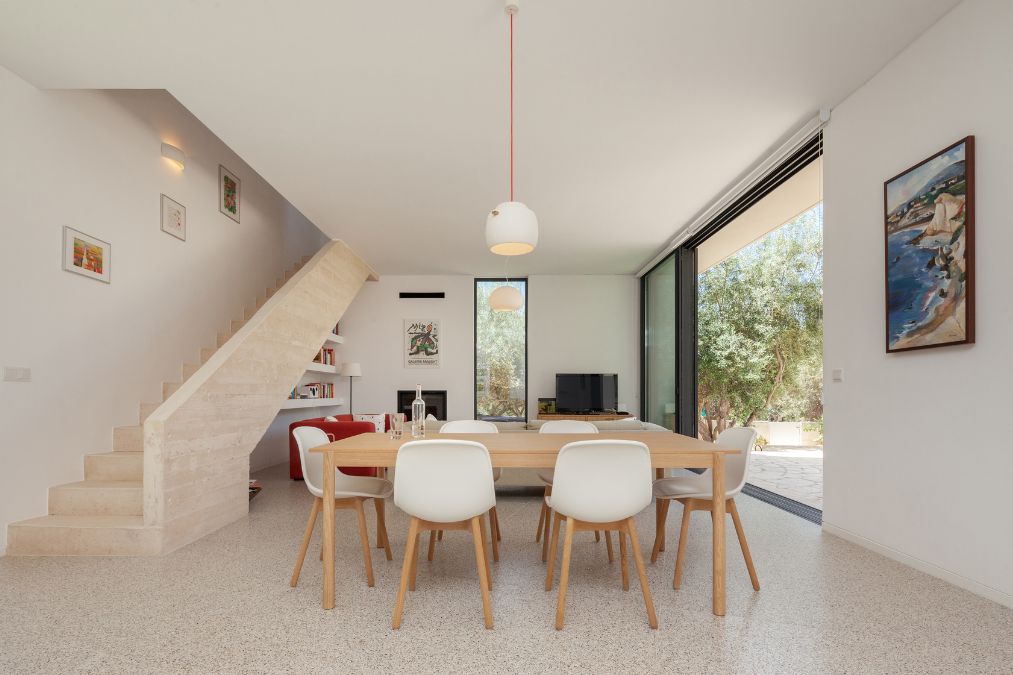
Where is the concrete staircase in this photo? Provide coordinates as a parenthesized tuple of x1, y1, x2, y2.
(8, 240, 376, 555)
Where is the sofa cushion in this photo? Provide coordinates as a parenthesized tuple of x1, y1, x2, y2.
(592, 419, 647, 431)
(492, 421, 529, 432)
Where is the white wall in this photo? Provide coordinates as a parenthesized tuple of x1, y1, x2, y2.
(326, 274, 640, 430)
(0, 68, 328, 553)
(528, 275, 640, 417)
(822, 0, 1013, 607)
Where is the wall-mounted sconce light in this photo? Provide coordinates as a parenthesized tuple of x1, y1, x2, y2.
(160, 142, 186, 170)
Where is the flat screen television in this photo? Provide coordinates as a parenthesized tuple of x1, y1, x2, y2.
(555, 373, 618, 413)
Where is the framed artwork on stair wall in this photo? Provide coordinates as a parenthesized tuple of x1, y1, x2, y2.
(160, 194, 186, 240)
(219, 164, 241, 223)
(404, 319, 440, 368)
(62, 226, 111, 283)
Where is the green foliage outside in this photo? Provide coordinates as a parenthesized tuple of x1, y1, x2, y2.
(698, 205, 823, 441)
(476, 281, 527, 419)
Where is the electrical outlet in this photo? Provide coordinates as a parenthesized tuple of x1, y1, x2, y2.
(3, 366, 32, 382)
(831, 368, 843, 382)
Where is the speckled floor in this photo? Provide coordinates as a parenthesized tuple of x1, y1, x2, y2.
(2, 463, 1011, 675)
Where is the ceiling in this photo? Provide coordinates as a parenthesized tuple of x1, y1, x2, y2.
(0, 0, 960, 275)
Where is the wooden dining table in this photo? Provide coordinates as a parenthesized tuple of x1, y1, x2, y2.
(311, 430, 736, 616)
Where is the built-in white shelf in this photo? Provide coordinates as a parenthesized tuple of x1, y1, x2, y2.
(324, 333, 345, 345)
(305, 362, 338, 374)
(280, 397, 345, 410)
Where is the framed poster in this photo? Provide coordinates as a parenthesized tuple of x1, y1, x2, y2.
(160, 194, 186, 240)
(62, 226, 111, 283)
(404, 319, 440, 368)
(219, 164, 241, 223)
(884, 136, 974, 352)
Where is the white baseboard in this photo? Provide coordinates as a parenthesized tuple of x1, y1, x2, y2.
(822, 521, 1013, 610)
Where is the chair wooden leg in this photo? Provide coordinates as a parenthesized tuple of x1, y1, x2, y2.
(618, 528, 630, 591)
(545, 512, 561, 590)
(536, 498, 546, 542)
(492, 506, 502, 542)
(479, 516, 493, 588)
(541, 507, 553, 562)
(626, 517, 659, 629)
(392, 517, 420, 629)
(427, 530, 437, 561)
(437, 530, 443, 541)
(353, 498, 375, 588)
(555, 516, 575, 630)
(674, 501, 692, 589)
(595, 530, 601, 542)
(651, 498, 670, 563)
(729, 499, 760, 591)
(470, 516, 494, 629)
(375, 498, 392, 561)
(604, 530, 615, 563)
(488, 510, 500, 563)
(290, 497, 321, 587)
(409, 531, 421, 591)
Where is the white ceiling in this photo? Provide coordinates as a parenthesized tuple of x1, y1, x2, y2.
(0, 0, 960, 275)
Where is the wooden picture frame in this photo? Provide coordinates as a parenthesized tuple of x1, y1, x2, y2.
(219, 164, 241, 223)
(884, 136, 974, 353)
(62, 226, 111, 283)
(160, 194, 186, 240)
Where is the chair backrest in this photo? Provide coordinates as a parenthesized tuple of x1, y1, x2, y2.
(538, 420, 599, 434)
(293, 426, 331, 498)
(550, 440, 653, 523)
(394, 440, 496, 522)
(440, 419, 499, 434)
(714, 426, 758, 497)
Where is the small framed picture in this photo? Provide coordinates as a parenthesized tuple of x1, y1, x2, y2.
(160, 194, 186, 240)
(62, 226, 111, 283)
(219, 164, 241, 223)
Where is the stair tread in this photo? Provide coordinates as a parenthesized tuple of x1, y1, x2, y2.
(88, 451, 143, 457)
(12, 514, 145, 529)
(53, 480, 142, 490)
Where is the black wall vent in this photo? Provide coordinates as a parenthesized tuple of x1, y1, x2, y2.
(399, 292, 445, 299)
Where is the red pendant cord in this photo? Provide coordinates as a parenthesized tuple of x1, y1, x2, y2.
(509, 12, 514, 202)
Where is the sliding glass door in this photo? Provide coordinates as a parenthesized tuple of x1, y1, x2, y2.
(642, 256, 677, 431)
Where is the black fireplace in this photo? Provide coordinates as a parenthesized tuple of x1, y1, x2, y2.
(397, 390, 447, 421)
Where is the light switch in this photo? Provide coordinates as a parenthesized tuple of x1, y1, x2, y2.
(831, 368, 843, 382)
(3, 366, 32, 382)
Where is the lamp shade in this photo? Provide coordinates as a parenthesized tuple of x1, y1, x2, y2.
(489, 285, 524, 312)
(160, 142, 186, 170)
(340, 362, 362, 377)
(486, 201, 538, 255)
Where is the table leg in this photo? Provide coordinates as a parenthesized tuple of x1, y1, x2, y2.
(711, 453, 726, 616)
(323, 452, 336, 610)
(654, 468, 666, 552)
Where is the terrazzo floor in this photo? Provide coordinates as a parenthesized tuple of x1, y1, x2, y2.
(1, 463, 1011, 674)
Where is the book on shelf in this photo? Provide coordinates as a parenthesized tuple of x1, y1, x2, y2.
(312, 348, 336, 366)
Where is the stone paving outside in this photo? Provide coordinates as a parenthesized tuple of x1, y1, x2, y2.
(747, 446, 823, 509)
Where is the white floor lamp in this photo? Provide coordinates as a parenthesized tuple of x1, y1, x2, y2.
(340, 362, 361, 414)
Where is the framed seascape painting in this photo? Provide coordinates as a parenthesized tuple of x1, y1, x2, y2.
(884, 136, 975, 353)
(404, 319, 440, 368)
(160, 194, 186, 240)
(62, 226, 111, 283)
(219, 165, 241, 222)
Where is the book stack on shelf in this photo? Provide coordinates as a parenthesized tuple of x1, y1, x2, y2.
(313, 348, 336, 366)
(289, 382, 335, 400)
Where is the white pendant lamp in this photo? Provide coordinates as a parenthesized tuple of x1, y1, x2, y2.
(489, 284, 524, 312)
(485, 0, 538, 256)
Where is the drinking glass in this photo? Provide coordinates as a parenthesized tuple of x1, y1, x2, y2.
(389, 413, 405, 440)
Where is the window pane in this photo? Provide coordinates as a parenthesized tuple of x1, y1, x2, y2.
(475, 280, 527, 421)
(643, 256, 677, 431)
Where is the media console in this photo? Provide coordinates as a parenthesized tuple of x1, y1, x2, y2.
(536, 413, 633, 422)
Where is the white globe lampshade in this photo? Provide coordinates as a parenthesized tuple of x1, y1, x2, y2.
(486, 201, 538, 255)
(489, 285, 524, 312)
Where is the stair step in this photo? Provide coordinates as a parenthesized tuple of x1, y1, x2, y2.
(85, 452, 143, 481)
(162, 381, 181, 400)
(7, 514, 158, 556)
(181, 362, 200, 380)
(113, 425, 143, 452)
(49, 480, 143, 516)
(200, 347, 216, 364)
(139, 402, 160, 423)
(216, 331, 231, 348)
(230, 320, 245, 333)
(244, 306, 256, 321)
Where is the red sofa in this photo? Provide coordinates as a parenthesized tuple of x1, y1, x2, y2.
(289, 415, 381, 480)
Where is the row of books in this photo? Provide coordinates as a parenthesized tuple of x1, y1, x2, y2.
(288, 382, 335, 400)
(313, 348, 336, 365)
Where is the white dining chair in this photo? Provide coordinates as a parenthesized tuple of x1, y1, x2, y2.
(534, 420, 608, 563)
(391, 439, 497, 629)
(650, 426, 760, 592)
(289, 426, 393, 589)
(543, 440, 658, 630)
(430, 419, 501, 561)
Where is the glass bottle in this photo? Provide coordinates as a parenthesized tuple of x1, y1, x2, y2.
(411, 384, 426, 438)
